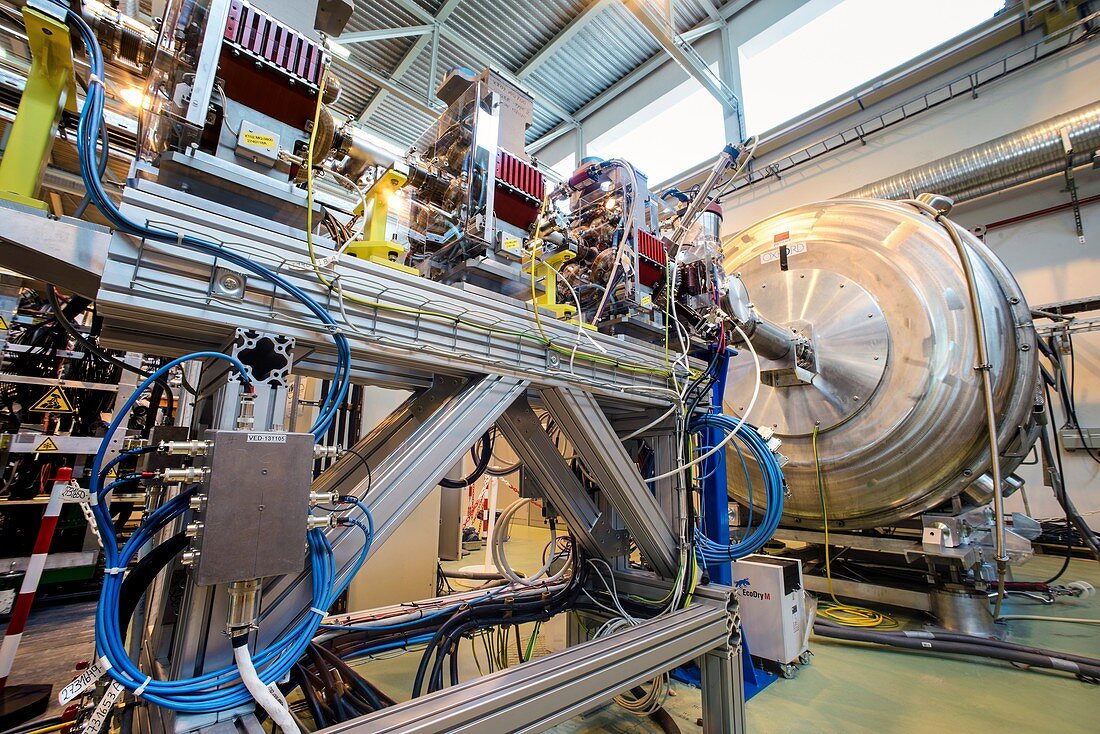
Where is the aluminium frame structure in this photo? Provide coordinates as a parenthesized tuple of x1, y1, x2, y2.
(0, 178, 747, 734)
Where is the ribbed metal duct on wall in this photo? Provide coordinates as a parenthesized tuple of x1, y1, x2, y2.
(840, 101, 1100, 202)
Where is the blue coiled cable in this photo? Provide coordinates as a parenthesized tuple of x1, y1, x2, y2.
(689, 414, 785, 562)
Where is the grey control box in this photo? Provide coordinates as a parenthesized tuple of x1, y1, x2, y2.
(190, 430, 314, 586)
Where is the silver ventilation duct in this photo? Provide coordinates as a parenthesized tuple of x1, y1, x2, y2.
(840, 101, 1100, 202)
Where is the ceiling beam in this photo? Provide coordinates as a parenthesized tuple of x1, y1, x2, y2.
(516, 0, 615, 79)
(720, 0, 757, 21)
(337, 25, 434, 44)
(621, 0, 739, 114)
(342, 56, 443, 117)
(694, 0, 726, 23)
(529, 1, 746, 152)
(387, 0, 579, 124)
(356, 0, 467, 122)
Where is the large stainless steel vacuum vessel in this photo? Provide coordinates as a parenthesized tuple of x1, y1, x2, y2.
(724, 198, 1040, 530)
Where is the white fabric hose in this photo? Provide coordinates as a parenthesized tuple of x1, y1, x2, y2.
(234, 642, 298, 733)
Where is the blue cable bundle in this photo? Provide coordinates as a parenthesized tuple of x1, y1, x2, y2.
(82, 353, 374, 711)
(690, 414, 785, 562)
(65, 8, 350, 442)
(63, 5, 379, 707)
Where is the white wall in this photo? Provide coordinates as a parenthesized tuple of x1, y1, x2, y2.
(718, 38, 1100, 526)
(720, 40, 1100, 227)
(956, 174, 1100, 525)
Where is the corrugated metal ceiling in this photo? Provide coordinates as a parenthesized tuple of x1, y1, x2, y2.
(339, 0, 721, 148)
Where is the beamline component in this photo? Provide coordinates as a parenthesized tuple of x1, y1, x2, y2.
(316, 603, 733, 734)
(94, 184, 677, 402)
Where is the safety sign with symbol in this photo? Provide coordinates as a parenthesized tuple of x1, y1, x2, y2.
(30, 386, 74, 413)
(34, 437, 60, 452)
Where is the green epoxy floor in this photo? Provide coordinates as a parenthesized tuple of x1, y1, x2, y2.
(10, 526, 1097, 732)
(430, 525, 1100, 733)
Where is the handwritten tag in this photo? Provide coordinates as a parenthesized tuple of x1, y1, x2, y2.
(58, 657, 110, 704)
(82, 680, 124, 734)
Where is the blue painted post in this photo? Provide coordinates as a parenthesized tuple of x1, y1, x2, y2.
(701, 347, 732, 585)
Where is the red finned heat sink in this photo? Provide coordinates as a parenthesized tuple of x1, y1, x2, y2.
(636, 229, 667, 287)
(494, 150, 545, 230)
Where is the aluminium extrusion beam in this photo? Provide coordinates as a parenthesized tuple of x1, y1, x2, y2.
(257, 374, 528, 642)
(0, 200, 109, 299)
(93, 184, 676, 404)
(540, 387, 679, 577)
(309, 376, 466, 501)
(609, 573, 745, 734)
(700, 643, 747, 734)
(316, 603, 733, 734)
(496, 399, 629, 562)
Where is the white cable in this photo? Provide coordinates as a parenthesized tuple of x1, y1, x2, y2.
(645, 321, 762, 483)
(621, 402, 680, 441)
(996, 615, 1100, 625)
(585, 560, 669, 715)
(491, 499, 572, 586)
(234, 643, 299, 733)
(329, 169, 370, 242)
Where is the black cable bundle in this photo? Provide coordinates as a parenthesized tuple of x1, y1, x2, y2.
(412, 560, 588, 696)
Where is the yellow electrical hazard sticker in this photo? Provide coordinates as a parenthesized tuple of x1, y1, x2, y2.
(30, 386, 74, 413)
(34, 437, 60, 452)
(106, 466, 117, 479)
(0, 315, 7, 329)
(242, 132, 276, 148)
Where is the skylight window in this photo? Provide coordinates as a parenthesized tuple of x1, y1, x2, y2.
(587, 74, 727, 186)
(738, 0, 1005, 135)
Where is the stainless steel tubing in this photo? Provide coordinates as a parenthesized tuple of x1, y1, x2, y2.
(740, 317, 793, 361)
(905, 196, 1009, 615)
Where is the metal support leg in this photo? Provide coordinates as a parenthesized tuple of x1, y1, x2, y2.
(700, 644, 747, 734)
(700, 587, 745, 734)
(0, 6, 76, 211)
(539, 387, 679, 577)
(702, 348, 732, 585)
(496, 399, 629, 562)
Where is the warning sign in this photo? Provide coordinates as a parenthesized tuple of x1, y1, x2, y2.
(30, 386, 74, 413)
(34, 437, 60, 452)
(0, 314, 8, 329)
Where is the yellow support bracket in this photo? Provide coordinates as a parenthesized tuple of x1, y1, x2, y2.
(344, 168, 419, 276)
(524, 247, 577, 319)
(0, 6, 77, 211)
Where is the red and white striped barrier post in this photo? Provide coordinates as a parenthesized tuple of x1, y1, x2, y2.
(0, 466, 73, 728)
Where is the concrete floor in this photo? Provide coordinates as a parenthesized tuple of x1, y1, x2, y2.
(4, 524, 1099, 733)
